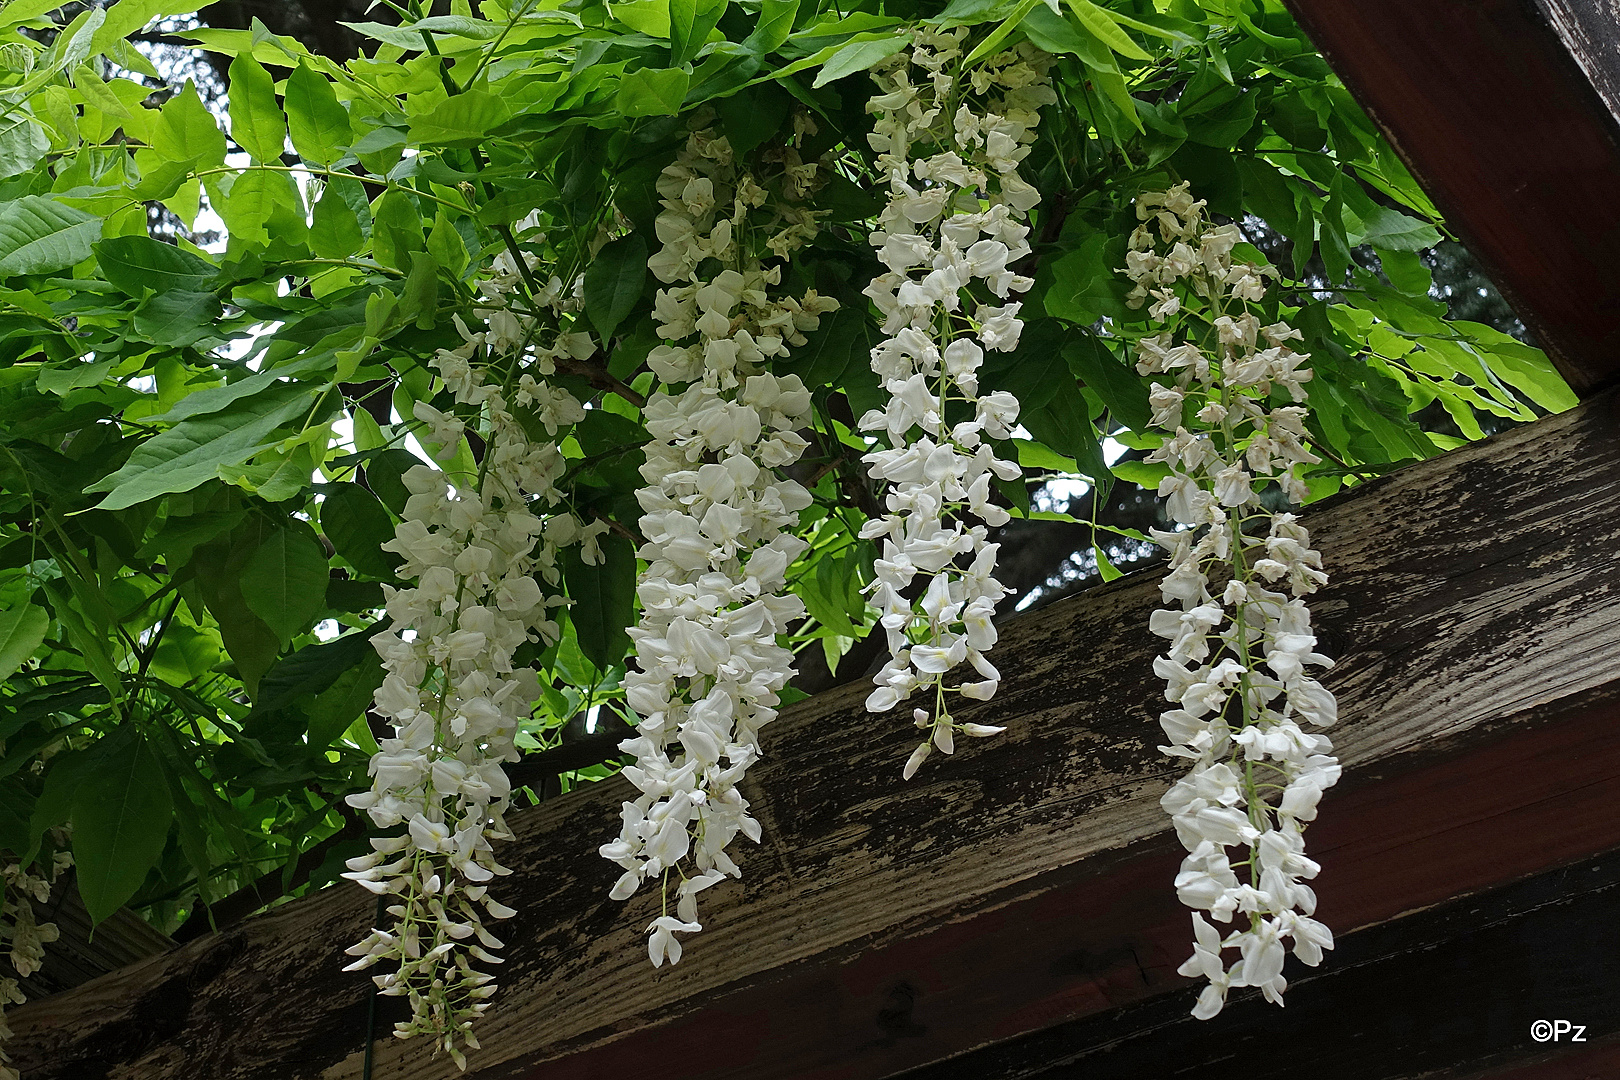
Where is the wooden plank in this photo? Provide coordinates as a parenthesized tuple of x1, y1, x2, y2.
(1281, 0, 1620, 396)
(897, 845, 1620, 1080)
(17, 876, 174, 999)
(11, 393, 1620, 1077)
(1539, 0, 1620, 123)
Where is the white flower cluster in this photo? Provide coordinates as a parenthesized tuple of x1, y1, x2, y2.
(0, 852, 68, 1080)
(601, 127, 837, 966)
(858, 30, 1054, 775)
(1126, 184, 1341, 1020)
(342, 251, 596, 1063)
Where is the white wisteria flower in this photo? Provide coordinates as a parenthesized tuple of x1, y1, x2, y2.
(602, 121, 837, 964)
(0, 848, 68, 1080)
(1126, 183, 1341, 1020)
(342, 227, 592, 1065)
(858, 29, 1055, 772)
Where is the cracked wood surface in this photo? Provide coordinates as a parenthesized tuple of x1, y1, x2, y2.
(11, 393, 1620, 1078)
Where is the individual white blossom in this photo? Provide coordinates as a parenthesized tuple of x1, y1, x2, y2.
(858, 29, 1055, 770)
(601, 123, 837, 964)
(342, 232, 590, 1066)
(1126, 184, 1340, 1019)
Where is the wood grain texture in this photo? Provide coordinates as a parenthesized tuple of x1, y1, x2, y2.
(11, 392, 1620, 1078)
(1281, 0, 1620, 396)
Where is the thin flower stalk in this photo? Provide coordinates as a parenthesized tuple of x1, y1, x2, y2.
(1125, 183, 1341, 1020)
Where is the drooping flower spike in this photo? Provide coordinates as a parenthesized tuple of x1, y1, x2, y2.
(342, 225, 599, 1065)
(858, 29, 1055, 773)
(1126, 183, 1341, 1019)
(601, 121, 838, 966)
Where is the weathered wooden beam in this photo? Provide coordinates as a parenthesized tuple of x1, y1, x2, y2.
(899, 845, 1620, 1080)
(12, 393, 1620, 1078)
(1281, 0, 1620, 396)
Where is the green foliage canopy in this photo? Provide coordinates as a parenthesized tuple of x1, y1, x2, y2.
(0, 0, 1574, 936)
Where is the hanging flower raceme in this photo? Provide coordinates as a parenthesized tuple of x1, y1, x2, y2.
(1124, 183, 1341, 1020)
(858, 30, 1055, 775)
(0, 848, 68, 1080)
(341, 241, 592, 1065)
(600, 123, 838, 966)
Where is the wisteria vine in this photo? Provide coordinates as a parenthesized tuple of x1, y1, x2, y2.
(333, 38, 1353, 1058)
(859, 30, 1056, 776)
(1125, 184, 1341, 1019)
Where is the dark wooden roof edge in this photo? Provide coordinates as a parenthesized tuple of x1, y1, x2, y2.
(1283, 0, 1620, 397)
(895, 840, 1620, 1080)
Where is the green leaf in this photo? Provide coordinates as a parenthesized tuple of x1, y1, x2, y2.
(363, 448, 421, 516)
(0, 115, 48, 180)
(41, 581, 124, 702)
(145, 352, 330, 426)
(150, 82, 227, 170)
(311, 179, 366, 260)
(240, 523, 330, 647)
(320, 483, 399, 579)
(228, 51, 286, 162)
(812, 35, 908, 87)
(209, 168, 303, 247)
(1020, 377, 1109, 486)
(742, 0, 798, 54)
(617, 66, 691, 116)
(371, 189, 425, 271)
(408, 90, 513, 145)
(583, 235, 649, 344)
(92, 0, 203, 50)
(962, 0, 1040, 68)
(0, 778, 36, 858)
(608, 0, 672, 37)
(193, 531, 282, 697)
(671, 0, 727, 67)
(88, 384, 316, 511)
(73, 730, 173, 926)
(134, 290, 223, 347)
(412, 14, 506, 39)
(25, 748, 96, 865)
(562, 532, 636, 671)
(1377, 248, 1432, 296)
(95, 234, 218, 297)
(796, 306, 877, 388)
(1354, 207, 1441, 252)
(399, 250, 440, 330)
(253, 621, 382, 714)
(37, 358, 117, 395)
(1064, 336, 1149, 431)
(0, 195, 100, 277)
(1477, 341, 1578, 413)
(0, 605, 47, 680)
(306, 654, 384, 749)
(1064, 0, 1152, 60)
(284, 63, 350, 166)
(1044, 231, 1133, 323)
